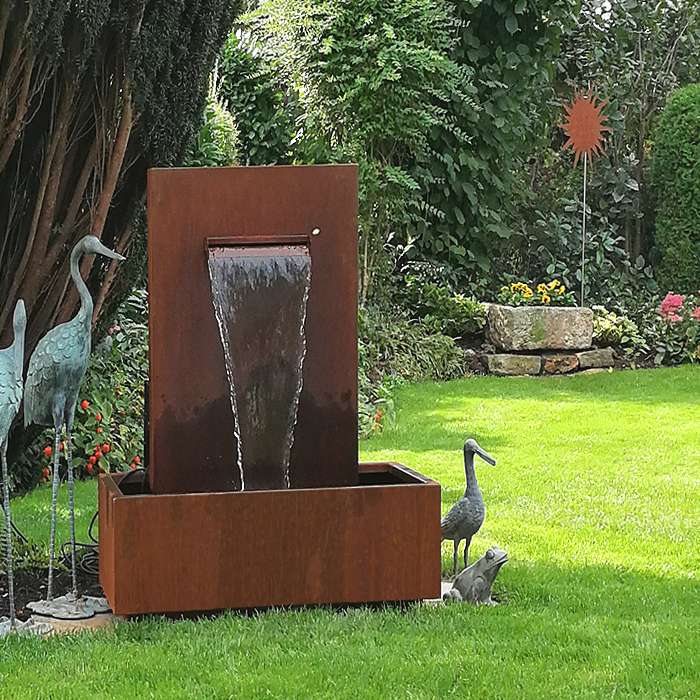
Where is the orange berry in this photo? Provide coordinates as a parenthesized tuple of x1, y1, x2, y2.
(96, 427, 104, 434)
(102, 443, 111, 453)
(43, 446, 52, 457)
(80, 400, 89, 410)
(95, 413, 102, 422)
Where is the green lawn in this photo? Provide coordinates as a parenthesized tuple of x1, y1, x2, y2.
(2, 367, 699, 699)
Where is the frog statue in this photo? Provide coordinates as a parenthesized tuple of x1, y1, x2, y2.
(443, 547, 508, 605)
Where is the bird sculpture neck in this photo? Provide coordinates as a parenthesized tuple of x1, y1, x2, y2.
(70, 242, 93, 325)
(463, 450, 481, 497)
(13, 319, 24, 380)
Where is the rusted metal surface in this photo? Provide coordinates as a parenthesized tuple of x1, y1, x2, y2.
(99, 464, 441, 615)
(147, 166, 359, 494)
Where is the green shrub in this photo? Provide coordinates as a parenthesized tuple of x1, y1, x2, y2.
(218, 29, 297, 164)
(651, 84, 700, 292)
(592, 306, 646, 355)
(187, 75, 239, 167)
(358, 305, 465, 436)
(401, 276, 485, 339)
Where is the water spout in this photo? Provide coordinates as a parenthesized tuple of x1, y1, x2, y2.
(208, 245, 311, 490)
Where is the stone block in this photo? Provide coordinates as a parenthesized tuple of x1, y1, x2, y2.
(576, 347, 615, 369)
(486, 354, 542, 376)
(543, 354, 579, 374)
(486, 304, 593, 351)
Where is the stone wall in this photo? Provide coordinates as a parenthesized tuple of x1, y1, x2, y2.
(482, 305, 614, 376)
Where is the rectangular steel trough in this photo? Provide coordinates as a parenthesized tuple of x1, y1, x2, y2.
(99, 462, 441, 615)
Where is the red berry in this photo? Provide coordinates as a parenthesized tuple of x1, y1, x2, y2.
(133, 455, 141, 465)
(80, 400, 89, 410)
(95, 413, 102, 422)
(41, 467, 50, 478)
(59, 441, 65, 452)
(43, 446, 52, 457)
(96, 427, 104, 434)
(102, 443, 111, 453)
(86, 464, 94, 475)
(89, 455, 97, 464)
(130, 462, 137, 471)
(95, 450, 103, 460)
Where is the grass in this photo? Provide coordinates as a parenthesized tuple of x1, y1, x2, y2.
(2, 366, 699, 699)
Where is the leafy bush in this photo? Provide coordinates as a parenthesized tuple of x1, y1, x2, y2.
(400, 276, 485, 339)
(417, 0, 578, 274)
(497, 280, 575, 307)
(651, 84, 700, 291)
(218, 28, 297, 164)
(592, 306, 646, 355)
(359, 305, 465, 436)
(257, 0, 474, 302)
(187, 73, 239, 168)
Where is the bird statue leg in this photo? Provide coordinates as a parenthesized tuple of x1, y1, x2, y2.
(46, 419, 62, 602)
(65, 417, 78, 599)
(1, 442, 15, 630)
(463, 536, 472, 570)
(453, 541, 459, 577)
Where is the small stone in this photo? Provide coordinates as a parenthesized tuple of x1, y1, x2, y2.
(543, 354, 579, 374)
(576, 347, 615, 369)
(486, 354, 541, 376)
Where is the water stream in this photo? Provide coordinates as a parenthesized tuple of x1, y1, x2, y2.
(208, 245, 311, 491)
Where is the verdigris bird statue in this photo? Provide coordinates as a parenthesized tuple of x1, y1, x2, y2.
(25, 235, 124, 619)
(0, 300, 51, 636)
(441, 438, 496, 576)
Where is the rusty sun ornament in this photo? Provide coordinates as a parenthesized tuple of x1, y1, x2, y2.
(560, 91, 611, 306)
(561, 91, 611, 167)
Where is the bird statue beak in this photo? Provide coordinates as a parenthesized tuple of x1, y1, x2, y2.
(94, 240, 126, 261)
(474, 445, 496, 466)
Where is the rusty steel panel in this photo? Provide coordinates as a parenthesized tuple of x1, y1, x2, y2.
(99, 464, 442, 615)
(147, 166, 359, 494)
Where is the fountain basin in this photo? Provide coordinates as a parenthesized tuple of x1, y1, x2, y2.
(99, 463, 441, 615)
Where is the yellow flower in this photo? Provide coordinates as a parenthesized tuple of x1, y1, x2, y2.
(537, 283, 547, 293)
(523, 288, 533, 298)
(558, 285, 566, 295)
(548, 280, 559, 290)
(542, 293, 551, 304)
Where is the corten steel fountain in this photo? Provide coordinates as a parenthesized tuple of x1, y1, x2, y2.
(99, 165, 441, 615)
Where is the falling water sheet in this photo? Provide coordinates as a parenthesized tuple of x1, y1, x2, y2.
(208, 245, 311, 491)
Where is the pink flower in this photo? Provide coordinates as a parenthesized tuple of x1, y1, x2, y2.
(659, 292, 685, 320)
(692, 307, 700, 321)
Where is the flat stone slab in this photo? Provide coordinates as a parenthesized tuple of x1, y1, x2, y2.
(577, 347, 615, 369)
(487, 354, 541, 376)
(32, 612, 121, 635)
(543, 353, 579, 374)
(486, 304, 593, 351)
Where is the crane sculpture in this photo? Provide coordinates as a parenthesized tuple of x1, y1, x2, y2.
(25, 235, 124, 619)
(0, 300, 51, 636)
(0, 300, 25, 635)
(441, 438, 496, 576)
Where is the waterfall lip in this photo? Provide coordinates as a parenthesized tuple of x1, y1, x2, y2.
(205, 234, 310, 255)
